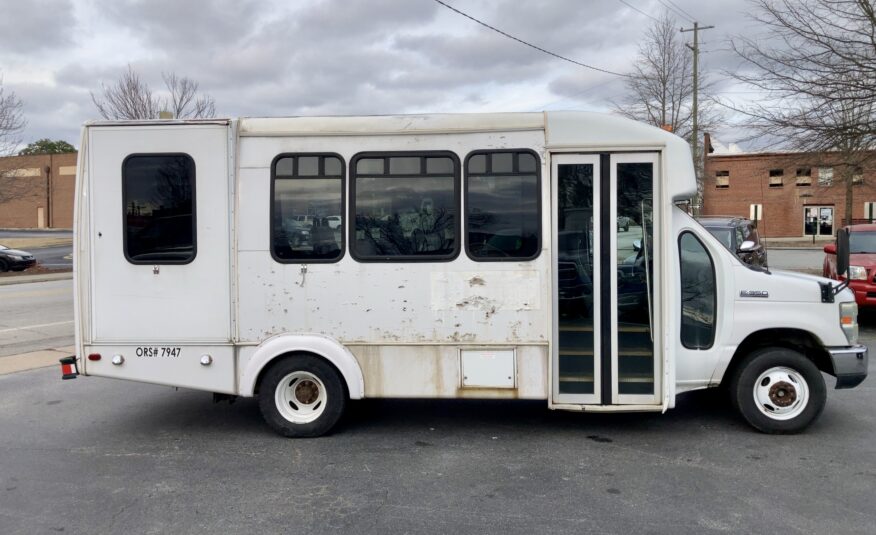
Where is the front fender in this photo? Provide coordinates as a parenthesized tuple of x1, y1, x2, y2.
(239, 333, 365, 399)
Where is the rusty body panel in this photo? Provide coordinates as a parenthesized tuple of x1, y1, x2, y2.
(349, 345, 548, 399)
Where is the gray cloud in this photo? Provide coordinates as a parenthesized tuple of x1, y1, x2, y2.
(0, 0, 772, 148)
(0, 0, 74, 53)
(97, 0, 264, 50)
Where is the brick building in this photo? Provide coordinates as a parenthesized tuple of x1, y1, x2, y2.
(0, 152, 77, 229)
(701, 133, 876, 238)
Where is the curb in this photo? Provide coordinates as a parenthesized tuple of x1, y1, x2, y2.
(0, 272, 73, 286)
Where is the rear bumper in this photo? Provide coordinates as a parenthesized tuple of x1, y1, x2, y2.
(827, 345, 868, 389)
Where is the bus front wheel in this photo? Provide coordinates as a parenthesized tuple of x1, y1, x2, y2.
(730, 347, 826, 434)
(258, 355, 346, 437)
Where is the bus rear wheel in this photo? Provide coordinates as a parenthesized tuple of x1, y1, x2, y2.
(258, 355, 346, 437)
(730, 347, 826, 434)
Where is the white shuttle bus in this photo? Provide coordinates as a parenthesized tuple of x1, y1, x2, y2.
(62, 112, 868, 436)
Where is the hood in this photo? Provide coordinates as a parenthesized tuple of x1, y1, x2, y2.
(735, 266, 853, 303)
(849, 252, 876, 268)
(0, 249, 31, 256)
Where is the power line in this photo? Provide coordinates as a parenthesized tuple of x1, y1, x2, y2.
(663, 0, 696, 22)
(616, 0, 660, 22)
(432, 0, 628, 77)
(655, 0, 694, 23)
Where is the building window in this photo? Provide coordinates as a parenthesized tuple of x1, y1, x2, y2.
(271, 154, 344, 263)
(768, 169, 783, 188)
(715, 170, 729, 189)
(123, 153, 196, 264)
(818, 166, 833, 186)
(465, 150, 541, 260)
(351, 152, 459, 261)
(853, 166, 864, 185)
(796, 167, 812, 186)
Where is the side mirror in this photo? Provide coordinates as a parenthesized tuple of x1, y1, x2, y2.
(837, 228, 850, 277)
(633, 239, 642, 252)
(738, 240, 757, 253)
(823, 243, 837, 255)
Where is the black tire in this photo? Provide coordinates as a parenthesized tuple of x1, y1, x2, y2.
(258, 354, 346, 437)
(729, 347, 826, 434)
(0, 259, 8, 272)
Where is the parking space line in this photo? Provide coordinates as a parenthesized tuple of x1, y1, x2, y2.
(0, 320, 74, 334)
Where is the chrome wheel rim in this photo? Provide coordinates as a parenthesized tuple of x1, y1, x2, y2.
(275, 371, 327, 424)
(753, 366, 809, 421)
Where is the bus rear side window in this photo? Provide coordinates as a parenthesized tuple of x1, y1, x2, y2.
(351, 152, 460, 261)
(465, 150, 541, 260)
(123, 154, 196, 264)
(271, 154, 345, 263)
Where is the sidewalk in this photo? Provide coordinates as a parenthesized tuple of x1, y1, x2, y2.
(764, 237, 832, 250)
(0, 272, 72, 286)
(0, 346, 74, 375)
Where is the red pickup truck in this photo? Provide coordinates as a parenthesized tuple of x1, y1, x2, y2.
(824, 223, 876, 307)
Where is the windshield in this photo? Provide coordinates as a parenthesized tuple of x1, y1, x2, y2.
(849, 231, 876, 253)
(704, 228, 733, 250)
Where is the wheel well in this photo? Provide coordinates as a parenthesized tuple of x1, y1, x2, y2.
(721, 328, 833, 386)
(253, 351, 350, 398)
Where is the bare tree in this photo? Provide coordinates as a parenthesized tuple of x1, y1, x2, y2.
(91, 65, 216, 120)
(613, 12, 721, 208)
(614, 14, 701, 137)
(0, 74, 29, 208)
(0, 74, 25, 157)
(162, 72, 215, 119)
(728, 0, 876, 226)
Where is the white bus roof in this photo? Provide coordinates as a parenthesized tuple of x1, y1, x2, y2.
(236, 111, 684, 148)
(85, 111, 696, 199)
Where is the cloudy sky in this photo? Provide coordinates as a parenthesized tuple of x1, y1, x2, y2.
(0, 0, 764, 150)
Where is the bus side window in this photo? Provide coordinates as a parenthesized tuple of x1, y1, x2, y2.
(465, 150, 541, 261)
(123, 153, 196, 264)
(679, 231, 717, 349)
(271, 154, 345, 263)
(350, 152, 460, 261)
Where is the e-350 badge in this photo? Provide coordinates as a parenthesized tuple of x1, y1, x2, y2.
(740, 290, 769, 298)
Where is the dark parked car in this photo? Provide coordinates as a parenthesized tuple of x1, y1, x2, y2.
(697, 216, 768, 268)
(0, 244, 37, 272)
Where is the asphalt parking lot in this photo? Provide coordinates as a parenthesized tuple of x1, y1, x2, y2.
(1, 341, 874, 534)
(1, 247, 874, 533)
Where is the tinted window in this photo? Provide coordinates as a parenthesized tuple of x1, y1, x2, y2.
(123, 154, 195, 264)
(849, 231, 876, 253)
(679, 232, 716, 349)
(351, 153, 459, 260)
(272, 154, 344, 262)
(705, 227, 732, 250)
(735, 226, 745, 248)
(466, 150, 541, 260)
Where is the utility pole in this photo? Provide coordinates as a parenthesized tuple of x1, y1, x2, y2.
(681, 21, 714, 215)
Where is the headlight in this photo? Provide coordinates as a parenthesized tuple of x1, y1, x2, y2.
(840, 301, 859, 345)
(848, 265, 868, 280)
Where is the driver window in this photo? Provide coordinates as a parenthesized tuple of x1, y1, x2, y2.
(679, 232, 717, 349)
